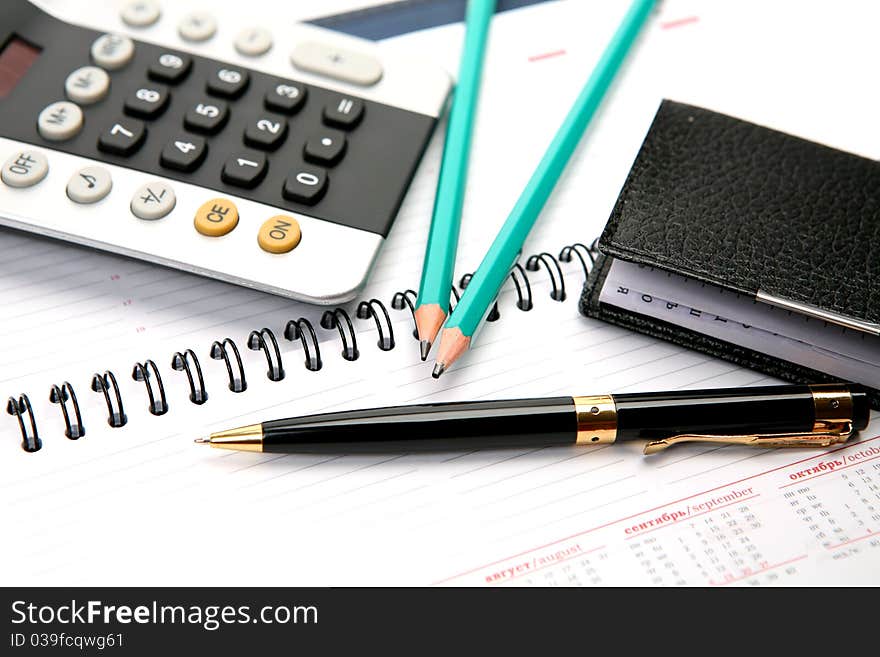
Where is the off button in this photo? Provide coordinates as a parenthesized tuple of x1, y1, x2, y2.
(258, 215, 301, 253)
(1, 150, 48, 188)
(195, 198, 239, 236)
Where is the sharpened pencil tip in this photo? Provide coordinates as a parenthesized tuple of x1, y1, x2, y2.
(419, 340, 431, 361)
(194, 437, 211, 444)
(432, 363, 446, 379)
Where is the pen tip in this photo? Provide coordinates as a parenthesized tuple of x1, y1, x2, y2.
(194, 437, 211, 444)
(419, 340, 431, 361)
(432, 362, 446, 379)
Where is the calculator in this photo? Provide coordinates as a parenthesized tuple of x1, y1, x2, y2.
(0, 0, 451, 303)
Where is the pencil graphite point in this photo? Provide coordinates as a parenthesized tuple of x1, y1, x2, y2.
(414, 304, 447, 359)
(432, 327, 471, 376)
(194, 437, 211, 444)
(432, 363, 446, 379)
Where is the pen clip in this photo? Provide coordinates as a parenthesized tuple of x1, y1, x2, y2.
(643, 420, 854, 455)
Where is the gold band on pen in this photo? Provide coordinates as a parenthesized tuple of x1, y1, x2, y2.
(809, 383, 853, 435)
(573, 395, 617, 445)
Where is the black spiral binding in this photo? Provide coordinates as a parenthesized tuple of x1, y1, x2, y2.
(50, 382, 85, 439)
(210, 338, 247, 393)
(356, 299, 395, 351)
(558, 240, 599, 281)
(91, 371, 127, 428)
(6, 242, 599, 452)
(284, 318, 323, 371)
(449, 285, 461, 310)
(7, 394, 40, 452)
(526, 252, 567, 301)
(171, 349, 208, 405)
(392, 243, 597, 338)
(391, 289, 419, 338)
(320, 308, 360, 361)
(248, 328, 285, 382)
(132, 360, 169, 416)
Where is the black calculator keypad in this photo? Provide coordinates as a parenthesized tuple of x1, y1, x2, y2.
(303, 129, 346, 166)
(123, 83, 170, 120)
(148, 52, 193, 85)
(1, 11, 440, 238)
(206, 67, 249, 99)
(243, 114, 288, 151)
(160, 134, 207, 172)
(264, 82, 307, 115)
(221, 152, 268, 189)
(183, 99, 229, 135)
(323, 97, 364, 129)
(283, 166, 328, 205)
(97, 117, 146, 156)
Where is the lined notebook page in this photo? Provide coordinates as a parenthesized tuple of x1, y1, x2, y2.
(2, 0, 879, 585)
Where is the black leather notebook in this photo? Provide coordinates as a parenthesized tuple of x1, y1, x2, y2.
(580, 100, 880, 410)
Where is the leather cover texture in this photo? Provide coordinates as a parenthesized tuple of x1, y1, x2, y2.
(581, 100, 880, 410)
(597, 100, 880, 327)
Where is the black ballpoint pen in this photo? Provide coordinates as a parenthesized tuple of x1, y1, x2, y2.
(195, 383, 870, 456)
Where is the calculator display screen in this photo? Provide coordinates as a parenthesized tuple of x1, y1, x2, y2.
(0, 37, 41, 99)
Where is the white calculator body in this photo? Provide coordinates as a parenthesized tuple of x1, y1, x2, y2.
(0, 0, 451, 303)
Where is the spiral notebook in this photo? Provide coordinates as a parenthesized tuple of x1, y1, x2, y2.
(3, 0, 880, 586)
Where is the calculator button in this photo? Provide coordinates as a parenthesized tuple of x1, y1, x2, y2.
(131, 181, 176, 220)
(37, 101, 83, 141)
(98, 118, 146, 156)
(124, 84, 169, 120)
(64, 66, 110, 105)
(91, 34, 135, 70)
(207, 67, 249, 99)
(221, 152, 267, 189)
(183, 99, 229, 135)
(304, 130, 347, 166)
(289, 42, 383, 87)
(323, 97, 364, 130)
(178, 12, 217, 42)
(264, 82, 307, 115)
(120, 0, 160, 27)
(243, 115, 288, 151)
(66, 166, 112, 204)
(283, 166, 328, 205)
(160, 135, 208, 172)
(1, 150, 48, 188)
(149, 52, 193, 85)
(194, 198, 239, 237)
(234, 28, 273, 57)
(258, 215, 301, 254)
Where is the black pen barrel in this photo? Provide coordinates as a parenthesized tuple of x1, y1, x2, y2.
(613, 385, 816, 441)
(262, 397, 577, 452)
(208, 384, 868, 454)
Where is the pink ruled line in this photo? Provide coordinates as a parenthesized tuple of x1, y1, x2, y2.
(528, 49, 566, 62)
(661, 16, 699, 30)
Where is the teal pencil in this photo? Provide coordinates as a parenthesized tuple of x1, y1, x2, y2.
(415, 0, 496, 360)
(433, 0, 656, 377)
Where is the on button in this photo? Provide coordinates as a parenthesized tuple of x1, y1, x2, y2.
(258, 215, 301, 253)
